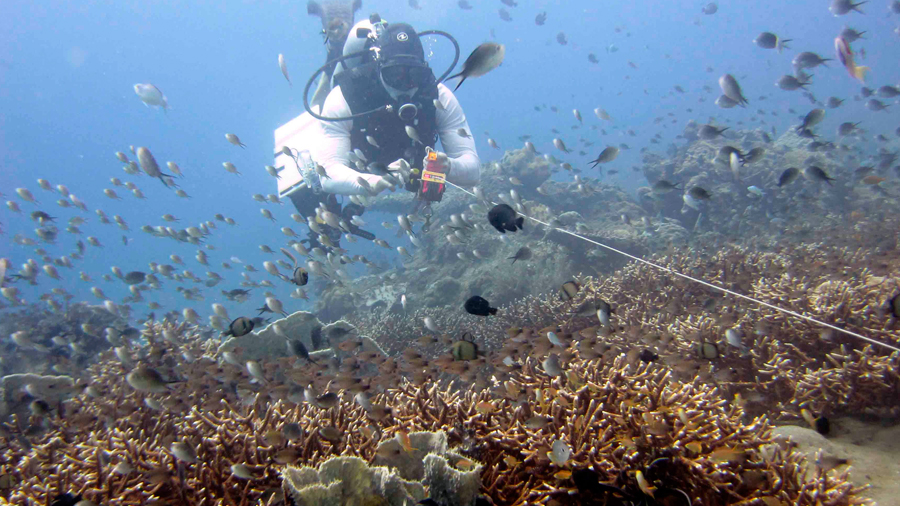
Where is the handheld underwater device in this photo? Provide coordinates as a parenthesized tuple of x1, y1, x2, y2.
(418, 148, 446, 203)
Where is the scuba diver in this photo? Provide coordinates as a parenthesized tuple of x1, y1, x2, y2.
(283, 14, 480, 247)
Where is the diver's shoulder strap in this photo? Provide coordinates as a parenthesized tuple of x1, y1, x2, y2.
(333, 62, 384, 116)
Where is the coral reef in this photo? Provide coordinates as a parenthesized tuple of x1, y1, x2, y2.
(218, 311, 324, 361)
(371, 430, 481, 506)
(0, 304, 878, 505)
(314, 146, 650, 320)
(312, 123, 899, 325)
(281, 431, 481, 506)
(5, 134, 900, 506)
(349, 240, 900, 423)
(0, 373, 77, 422)
(0, 302, 121, 377)
(639, 126, 896, 245)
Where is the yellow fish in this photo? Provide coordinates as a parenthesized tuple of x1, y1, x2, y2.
(554, 470, 572, 480)
(396, 429, 417, 453)
(454, 457, 476, 471)
(636, 470, 655, 498)
(835, 36, 869, 83)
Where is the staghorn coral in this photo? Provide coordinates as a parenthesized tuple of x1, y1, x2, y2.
(5, 235, 900, 505)
(1, 342, 873, 506)
(350, 240, 900, 421)
(0, 310, 875, 506)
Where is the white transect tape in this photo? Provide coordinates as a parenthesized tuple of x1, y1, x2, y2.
(444, 180, 900, 354)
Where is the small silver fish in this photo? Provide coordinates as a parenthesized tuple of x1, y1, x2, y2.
(542, 354, 563, 376)
(405, 126, 423, 145)
(447, 42, 505, 91)
(718, 74, 748, 106)
(278, 54, 291, 86)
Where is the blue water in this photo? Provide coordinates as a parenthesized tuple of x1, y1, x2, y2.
(1, 0, 898, 321)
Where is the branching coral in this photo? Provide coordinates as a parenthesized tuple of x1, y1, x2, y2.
(0, 324, 873, 506)
(3, 238, 896, 506)
(350, 241, 900, 422)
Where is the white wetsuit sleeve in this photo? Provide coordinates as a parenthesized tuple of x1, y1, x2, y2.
(316, 87, 384, 195)
(436, 84, 481, 187)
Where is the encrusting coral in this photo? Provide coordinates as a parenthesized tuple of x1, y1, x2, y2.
(282, 431, 481, 506)
(371, 431, 482, 506)
(282, 456, 426, 506)
(0, 373, 78, 422)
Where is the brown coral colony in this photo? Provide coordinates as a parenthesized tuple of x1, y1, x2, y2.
(2, 239, 896, 506)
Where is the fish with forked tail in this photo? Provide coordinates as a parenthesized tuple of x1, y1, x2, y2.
(835, 35, 869, 83)
(447, 42, 506, 91)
